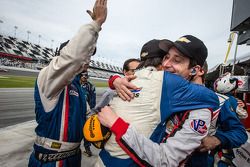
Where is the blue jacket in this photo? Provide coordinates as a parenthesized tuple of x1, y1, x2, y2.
(81, 81, 96, 109)
(215, 94, 247, 149)
(29, 76, 87, 167)
(186, 94, 247, 167)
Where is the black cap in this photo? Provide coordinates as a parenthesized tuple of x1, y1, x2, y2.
(173, 35, 208, 66)
(140, 39, 173, 61)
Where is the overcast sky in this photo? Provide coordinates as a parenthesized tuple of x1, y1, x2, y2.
(0, 0, 249, 68)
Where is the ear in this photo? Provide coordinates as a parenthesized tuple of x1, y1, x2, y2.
(189, 65, 203, 76)
(196, 65, 204, 76)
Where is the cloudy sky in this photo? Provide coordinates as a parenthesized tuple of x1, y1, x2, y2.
(0, 0, 249, 68)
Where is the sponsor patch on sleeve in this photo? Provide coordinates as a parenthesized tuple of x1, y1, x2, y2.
(190, 119, 207, 135)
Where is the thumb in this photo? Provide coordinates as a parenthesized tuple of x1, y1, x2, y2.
(126, 75, 137, 81)
(86, 10, 94, 19)
(127, 82, 139, 90)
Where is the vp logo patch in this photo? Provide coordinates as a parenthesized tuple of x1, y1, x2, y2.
(190, 119, 207, 135)
(130, 88, 142, 98)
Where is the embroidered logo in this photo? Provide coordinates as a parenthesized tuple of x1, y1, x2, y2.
(130, 88, 142, 98)
(69, 90, 79, 97)
(190, 119, 207, 135)
(177, 37, 191, 43)
(140, 52, 148, 58)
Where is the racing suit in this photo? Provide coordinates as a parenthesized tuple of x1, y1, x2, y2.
(186, 93, 248, 167)
(96, 66, 219, 167)
(81, 81, 96, 109)
(28, 21, 101, 167)
(81, 81, 96, 152)
(214, 94, 247, 167)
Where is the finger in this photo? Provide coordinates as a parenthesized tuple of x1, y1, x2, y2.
(104, 0, 107, 6)
(86, 10, 93, 18)
(121, 85, 133, 98)
(123, 86, 134, 98)
(127, 82, 138, 90)
(97, 0, 102, 6)
(95, 0, 99, 6)
(118, 92, 127, 101)
(199, 148, 207, 152)
(120, 89, 132, 101)
(121, 84, 134, 96)
(199, 145, 209, 152)
(126, 75, 136, 81)
(100, 0, 104, 5)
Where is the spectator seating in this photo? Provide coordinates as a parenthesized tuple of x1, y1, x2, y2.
(0, 34, 123, 79)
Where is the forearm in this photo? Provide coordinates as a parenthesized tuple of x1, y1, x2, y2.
(111, 109, 211, 167)
(214, 126, 247, 149)
(215, 104, 248, 149)
(38, 21, 101, 99)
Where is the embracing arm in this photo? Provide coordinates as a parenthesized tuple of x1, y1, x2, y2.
(98, 107, 211, 167)
(108, 75, 138, 101)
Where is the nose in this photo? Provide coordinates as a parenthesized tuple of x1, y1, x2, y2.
(162, 57, 171, 69)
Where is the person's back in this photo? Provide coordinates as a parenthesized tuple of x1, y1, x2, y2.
(97, 39, 170, 166)
(105, 67, 163, 158)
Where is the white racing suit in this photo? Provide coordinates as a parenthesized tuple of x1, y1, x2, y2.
(96, 67, 219, 167)
(28, 21, 101, 167)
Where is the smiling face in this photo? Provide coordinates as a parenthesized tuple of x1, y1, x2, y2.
(162, 47, 192, 79)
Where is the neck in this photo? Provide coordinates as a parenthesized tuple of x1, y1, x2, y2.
(191, 76, 203, 85)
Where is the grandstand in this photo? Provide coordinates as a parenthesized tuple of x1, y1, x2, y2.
(0, 34, 123, 79)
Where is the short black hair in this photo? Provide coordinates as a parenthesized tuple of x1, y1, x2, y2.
(137, 57, 163, 69)
(123, 58, 140, 71)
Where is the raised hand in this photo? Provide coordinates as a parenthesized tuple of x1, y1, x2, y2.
(87, 0, 107, 26)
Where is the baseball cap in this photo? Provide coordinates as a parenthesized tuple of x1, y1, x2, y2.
(172, 35, 208, 66)
(140, 39, 173, 61)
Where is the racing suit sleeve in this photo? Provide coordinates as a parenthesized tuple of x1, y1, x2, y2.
(214, 98, 248, 149)
(110, 108, 211, 167)
(37, 21, 101, 112)
(93, 88, 116, 113)
(89, 82, 96, 109)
